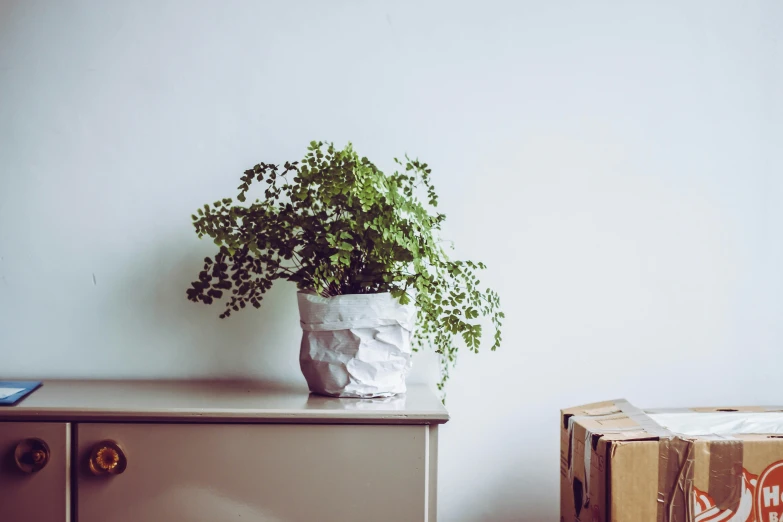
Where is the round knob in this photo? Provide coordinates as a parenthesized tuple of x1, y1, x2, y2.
(88, 440, 127, 476)
(14, 438, 50, 473)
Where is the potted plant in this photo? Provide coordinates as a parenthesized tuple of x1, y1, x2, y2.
(186, 141, 503, 397)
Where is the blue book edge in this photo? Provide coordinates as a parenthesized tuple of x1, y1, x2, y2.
(0, 381, 43, 406)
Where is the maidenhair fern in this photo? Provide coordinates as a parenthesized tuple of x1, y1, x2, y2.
(187, 141, 504, 390)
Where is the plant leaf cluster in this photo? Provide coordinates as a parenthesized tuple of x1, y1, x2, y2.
(187, 141, 504, 390)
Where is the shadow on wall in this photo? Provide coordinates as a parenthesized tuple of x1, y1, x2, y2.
(102, 232, 305, 386)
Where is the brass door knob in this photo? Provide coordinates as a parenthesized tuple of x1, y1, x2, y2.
(88, 440, 127, 476)
(14, 438, 50, 473)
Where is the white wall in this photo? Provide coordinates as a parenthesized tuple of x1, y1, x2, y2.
(1, 1, 781, 519)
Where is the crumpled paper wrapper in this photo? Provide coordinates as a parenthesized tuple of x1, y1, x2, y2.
(297, 291, 416, 398)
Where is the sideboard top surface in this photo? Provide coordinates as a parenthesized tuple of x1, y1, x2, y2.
(0, 380, 449, 424)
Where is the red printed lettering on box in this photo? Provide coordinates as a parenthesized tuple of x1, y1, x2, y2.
(756, 461, 783, 522)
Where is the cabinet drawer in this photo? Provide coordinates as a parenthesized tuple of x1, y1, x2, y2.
(0, 422, 70, 522)
(77, 423, 428, 522)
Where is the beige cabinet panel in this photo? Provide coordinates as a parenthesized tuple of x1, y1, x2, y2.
(0, 422, 70, 522)
(77, 423, 430, 522)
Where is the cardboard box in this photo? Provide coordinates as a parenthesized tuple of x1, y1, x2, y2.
(561, 399, 783, 522)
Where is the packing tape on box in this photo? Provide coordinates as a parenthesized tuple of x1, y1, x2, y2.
(706, 438, 744, 513)
(616, 400, 694, 520)
(615, 400, 745, 522)
(566, 406, 644, 515)
(565, 401, 747, 522)
(657, 436, 695, 522)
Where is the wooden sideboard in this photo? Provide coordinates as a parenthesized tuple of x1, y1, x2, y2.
(0, 380, 448, 522)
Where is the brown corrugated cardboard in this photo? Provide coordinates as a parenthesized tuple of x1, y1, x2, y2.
(561, 399, 783, 522)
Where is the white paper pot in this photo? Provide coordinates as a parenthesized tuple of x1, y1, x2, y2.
(297, 290, 416, 398)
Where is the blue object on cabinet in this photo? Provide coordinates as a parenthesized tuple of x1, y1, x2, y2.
(0, 381, 42, 405)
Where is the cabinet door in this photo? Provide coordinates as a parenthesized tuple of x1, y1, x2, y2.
(0, 422, 70, 522)
(77, 423, 429, 522)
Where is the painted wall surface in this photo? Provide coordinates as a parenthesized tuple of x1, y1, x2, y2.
(1, 1, 781, 519)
